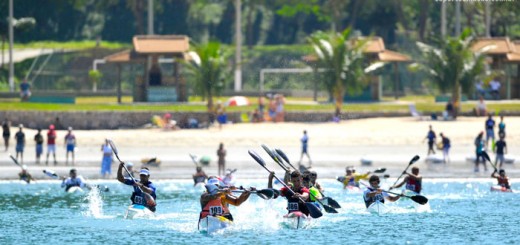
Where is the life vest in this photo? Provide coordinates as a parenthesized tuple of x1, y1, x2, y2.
(497, 176, 510, 189)
(130, 181, 156, 212)
(200, 195, 230, 219)
(343, 176, 356, 187)
(193, 175, 206, 184)
(405, 177, 422, 193)
(281, 186, 310, 215)
(364, 188, 385, 208)
(64, 178, 82, 191)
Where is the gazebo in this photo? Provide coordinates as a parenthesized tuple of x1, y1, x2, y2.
(471, 37, 520, 99)
(102, 35, 191, 103)
(303, 36, 411, 101)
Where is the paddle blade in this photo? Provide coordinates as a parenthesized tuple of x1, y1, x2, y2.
(374, 168, 386, 173)
(305, 203, 323, 218)
(43, 169, 58, 179)
(271, 188, 281, 199)
(261, 144, 276, 159)
(275, 149, 291, 164)
(322, 203, 339, 213)
(256, 189, 274, 200)
(323, 197, 341, 209)
(410, 195, 429, 205)
(248, 150, 266, 167)
(9, 154, 21, 167)
(482, 151, 491, 162)
(107, 139, 118, 154)
(410, 155, 420, 164)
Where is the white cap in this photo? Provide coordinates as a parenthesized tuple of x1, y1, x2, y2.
(22, 165, 28, 170)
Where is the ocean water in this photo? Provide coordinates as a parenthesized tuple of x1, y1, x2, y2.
(0, 178, 517, 245)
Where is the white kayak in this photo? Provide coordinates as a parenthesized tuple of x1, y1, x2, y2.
(124, 204, 154, 219)
(282, 211, 313, 229)
(66, 186, 84, 194)
(198, 215, 233, 234)
(367, 200, 391, 216)
(490, 185, 517, 193)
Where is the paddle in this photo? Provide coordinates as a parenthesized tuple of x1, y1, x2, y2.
(108, 139, 156, 207)
(374, 168, 386, 174)
(390, 155, 420, 190)
(248, 149, 323, 218)
(360, 182, 428, 205)
(482, 151, 498, 171)
(231, 188, 275, 200)
(42, 169, 109, 192)
(189, 153, 199, 167)
(271, 147, 341, 210)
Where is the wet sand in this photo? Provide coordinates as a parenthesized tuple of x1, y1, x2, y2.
(1, 116, 518, 180)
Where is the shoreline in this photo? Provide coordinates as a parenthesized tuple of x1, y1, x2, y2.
(1, 116, 518, 180)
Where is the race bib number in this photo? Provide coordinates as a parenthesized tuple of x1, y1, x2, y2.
(209, 206, 223, 215)
(134, 196, 144, 205)
(287, 202, 299, 211)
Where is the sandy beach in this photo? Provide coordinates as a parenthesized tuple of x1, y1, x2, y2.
(1, 116, 518, 180)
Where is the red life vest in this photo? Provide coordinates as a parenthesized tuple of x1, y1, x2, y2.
(497, 176, 510, 189)
(200, 196, 230, 219)
(405, 177, 422, 193)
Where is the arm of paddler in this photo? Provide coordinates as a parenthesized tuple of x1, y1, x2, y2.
(391, 176, 408, 189)
(225, 191, 252, 206)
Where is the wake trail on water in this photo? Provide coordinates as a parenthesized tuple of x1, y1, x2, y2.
(81, 187, 114, 219)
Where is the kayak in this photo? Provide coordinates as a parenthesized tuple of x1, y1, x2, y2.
(66, 186, 84, 194)
(198, 215, 233, 234)
(345, 185, 362, 193)
(367, 200, 391, 216)
(124, 204, 154, 219)
(490, 185, 516, 193)
(282, 211, 312, 229)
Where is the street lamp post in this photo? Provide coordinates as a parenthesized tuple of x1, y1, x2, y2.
(8, 0, 14, 92)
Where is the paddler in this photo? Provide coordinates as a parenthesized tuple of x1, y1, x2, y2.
(491, 169, 511, 190)
(193, 166, 208, 186)
(268, 170, 311, 216)
(61, 168, 89, 191)
(390, 166, 422, 194)
(18, 165, 35, 183)
(302, 173, 322, 209)
(199, 176, 252, 222)
(342, 167, 356, 189)
(117, 163, 157, 212)
(308, 170, 323, 192)
(363, 175, 400, 208)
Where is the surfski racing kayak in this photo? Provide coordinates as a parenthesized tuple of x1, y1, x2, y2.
(282, 211, 312, 229)
(198, 215, 233, 234)
(367, 200, 391, 216)
(124, 204, 154, 219)
(490, 185, 516, 193)
(66, 186, 84, 194)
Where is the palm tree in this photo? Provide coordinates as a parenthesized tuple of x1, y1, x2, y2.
(185, 41, 231, 111)
(308, 28, 384, 114)
(413, 28, 490, 115)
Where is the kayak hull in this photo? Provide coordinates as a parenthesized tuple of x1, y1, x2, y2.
(490, 185, 515, 193)
(367, 201, 390, 216)
(198, 215, 233, 234)
(124, 204, 154, 219)
(282, 211, 312, 229)
(66, 186, 84, 194)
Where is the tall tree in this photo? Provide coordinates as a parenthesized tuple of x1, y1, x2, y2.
(308, 28, 383, 114)
(414, 29, 489, 114)
(185, 41, 231, 110)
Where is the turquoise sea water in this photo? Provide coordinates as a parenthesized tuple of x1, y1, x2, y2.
(1, 178, 518, 244)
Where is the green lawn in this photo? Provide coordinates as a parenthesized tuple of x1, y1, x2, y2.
(1, 95, 518, 114)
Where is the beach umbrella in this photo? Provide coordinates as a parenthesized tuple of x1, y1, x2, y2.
(225, 96, 250, 106)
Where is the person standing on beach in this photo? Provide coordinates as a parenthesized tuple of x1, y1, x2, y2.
(298, 130, 312, 167)
(485, 114, 495, 150)
(2, 118, 11, 151)
(424, 125, 436, 155)
(46, 124, 57, 165)
(14, 124, 25, 164)
(217, 142, 226, 177)
(100, 139, 113, 178)
(64, 127, 76, 165)
(439, 133, 451, 164)
(34, 128, 44, 164)
(494, 134, 507, 169)
(474, 131, 487, 172)
(498, 115, 506, 138)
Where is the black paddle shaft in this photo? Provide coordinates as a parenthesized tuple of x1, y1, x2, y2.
(391, 155, 420, 188)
